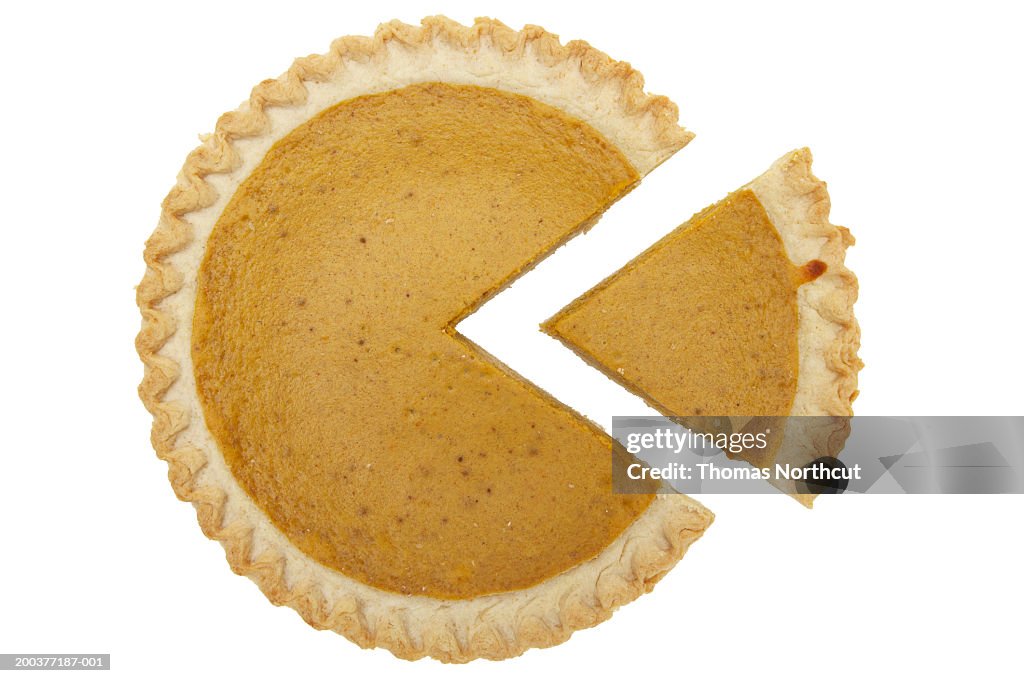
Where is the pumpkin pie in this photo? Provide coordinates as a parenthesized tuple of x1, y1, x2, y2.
(136, 17, 714, 662)
(544, 149, 862, 503)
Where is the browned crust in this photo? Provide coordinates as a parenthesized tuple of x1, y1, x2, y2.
(136, 16, 705, 662)
(745, 148, 862, 418)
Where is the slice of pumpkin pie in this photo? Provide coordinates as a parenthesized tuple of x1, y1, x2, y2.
(136, 17, 712, 662)
(543, 149, 862, 494)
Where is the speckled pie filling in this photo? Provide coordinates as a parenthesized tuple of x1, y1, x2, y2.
(192, 83, 651, 599)
(545, 189, 824, 419)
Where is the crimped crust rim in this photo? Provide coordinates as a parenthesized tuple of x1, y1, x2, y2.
(745, 147, 862, 419)
(745, 148, 863, 507)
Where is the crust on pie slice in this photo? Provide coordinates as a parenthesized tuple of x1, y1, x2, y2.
(746, 148, 861, 417)
(747, 150, 861, 504)
(136, 16, 710, 662)
(544, 149, 862, 505)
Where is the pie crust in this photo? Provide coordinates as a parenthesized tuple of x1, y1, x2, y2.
(136, 16, 712, 662)
(745, 149, 861, 417)
(746, 149, 862, 503)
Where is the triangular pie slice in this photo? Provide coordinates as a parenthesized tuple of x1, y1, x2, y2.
(136, 17, 712, 662)
(543, 149, 862, 503)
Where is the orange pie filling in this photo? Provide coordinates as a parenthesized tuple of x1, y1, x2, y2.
(192, 83, 651, 600)
(544, 189, 824, 419)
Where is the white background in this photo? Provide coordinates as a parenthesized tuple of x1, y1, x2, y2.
(2, 1, 1022, 681)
